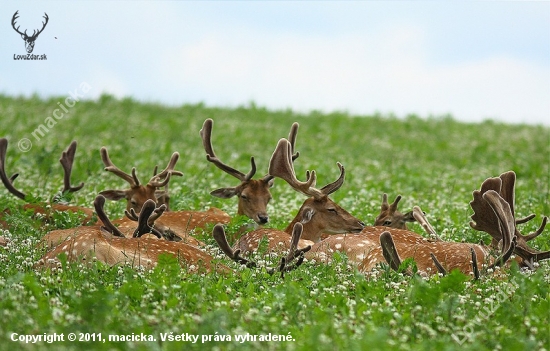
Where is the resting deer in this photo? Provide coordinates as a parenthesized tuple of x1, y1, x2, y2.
(199, 118, 300, 226)
(0, 138, 94, 226)
(98, 147, 228, 245)
(374, 194, 416, 229)
(99, 146, 183, 212)
(214, 138, 365, 256)
(307, 171, 548, 277)
(37, 195, 229, 273)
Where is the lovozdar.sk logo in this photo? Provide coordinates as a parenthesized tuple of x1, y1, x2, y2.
(12, 10, 48, 60)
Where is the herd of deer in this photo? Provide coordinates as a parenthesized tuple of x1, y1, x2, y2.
(0, 119, 548, 279)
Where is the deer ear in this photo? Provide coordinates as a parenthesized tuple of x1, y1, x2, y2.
(300, 207, 315, 224)
(402, 211, 417, 223)
(210, 187, 239, 199)
(99, 189, 127, 201)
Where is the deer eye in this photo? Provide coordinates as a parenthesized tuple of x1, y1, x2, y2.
(328, 208, 337, 213)
(240, 195, 248, 201)
(383, 220, 392, 226)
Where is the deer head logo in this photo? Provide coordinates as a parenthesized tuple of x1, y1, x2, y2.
(11, 11, 49, 54)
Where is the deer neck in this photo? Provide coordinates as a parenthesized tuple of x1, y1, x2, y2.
(284, 215, 324, 244)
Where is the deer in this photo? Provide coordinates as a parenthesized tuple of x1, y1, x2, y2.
(373, 193, 442, 241)
(199, 118, 300, 226)
(98, 147, 228, 245)
(37, 195, 230, 273)
(374, 194, 416, 229)
(213, 138, 365, 256)
(0, 138, 94, 227)
(306, 171, 548, 278)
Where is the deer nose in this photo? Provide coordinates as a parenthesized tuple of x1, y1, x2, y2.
(258, 215, 269, 224)
(359, 221, 366, 227)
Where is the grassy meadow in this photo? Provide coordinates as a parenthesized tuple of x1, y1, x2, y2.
(0, 93, 549, 350)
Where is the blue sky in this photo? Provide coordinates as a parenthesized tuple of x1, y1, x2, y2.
(1, 1, 549, 125)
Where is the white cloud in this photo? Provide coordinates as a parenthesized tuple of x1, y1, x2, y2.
(159, 24, 549, 125)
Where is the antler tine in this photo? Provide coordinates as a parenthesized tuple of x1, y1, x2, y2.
(0, 138, 26, 200)
(132, 199, 158, 238)
(268, 138, 321, 199)
(430, 254, 447, 276)
(212, 224, 256, 268)
(516, 214, 536, 225)
(147, 204, 167, 227)
(412, 206, 442, 241)
(288, 122, 300, 161)
(470, 248, 480, 280)
(381, 193, 389, 211)
(469, 176, 503, 242)
(200, 118, 251, 181)
(522, 216, 548, 241)
(124, 208, 139, 221)
(150, 152, 183, 182)
(94, 195, 125, 237)
(319, 162, 346, 196)
(59, 141, 84, 194)
(101, 147, 140, 187)
(389, 195, 402, 213)
(148, 172, 171, 188)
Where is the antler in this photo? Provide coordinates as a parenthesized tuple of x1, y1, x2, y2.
(101, 147, 141, 187)
(149, 152, 183, 186)
(11, 11, 25, 36)
(212, 224, 256, 268)
(55, 141, 85, 196)
(94, 195, 125, 237)
(412, 206, 442, 241)
(0, 138, 26, 200)
(287, 122, 300, 162)
(200, 119, 257, 181)
(268, 138, 324, 199)
(470, 171, 550, 268)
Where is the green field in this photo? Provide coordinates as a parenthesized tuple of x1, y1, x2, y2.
(0, 94, 548, 350)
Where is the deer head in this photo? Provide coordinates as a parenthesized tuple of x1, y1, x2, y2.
(269, 138, 365, 242)
(12, 11, 49, 53)
(374, 193, 416, 229)
(99, 147, 183, 213)
(200, 119, 299, 225)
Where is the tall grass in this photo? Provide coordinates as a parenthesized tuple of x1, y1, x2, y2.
(0, 94, 548, 350)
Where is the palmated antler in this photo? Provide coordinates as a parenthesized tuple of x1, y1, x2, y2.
(0, 138, 26, 200)
(470, 171, 550, 268)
